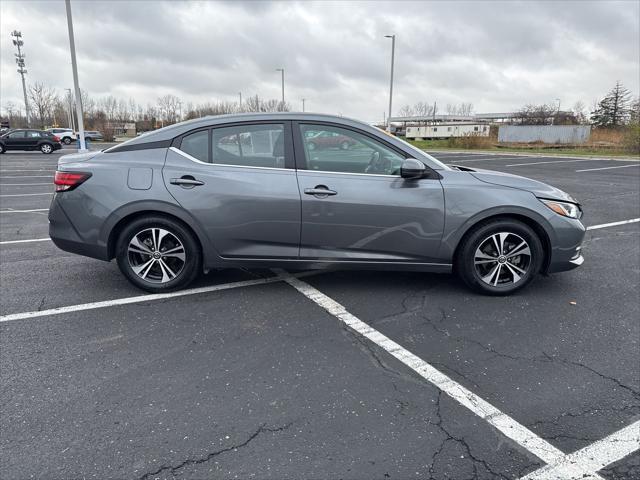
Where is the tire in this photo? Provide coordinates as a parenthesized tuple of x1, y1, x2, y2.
(63, 137, 72, 145)
(115, 216, 201, 293)
(0, 144, 5, 154)
(455, 218, 544, 295)
(40, 143, 53, 154)
(340, 141, 350, 150)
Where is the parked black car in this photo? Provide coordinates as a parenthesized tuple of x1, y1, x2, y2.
(0, 129, 63, 154)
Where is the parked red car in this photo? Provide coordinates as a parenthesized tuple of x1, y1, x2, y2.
(306, 131, 357, 151)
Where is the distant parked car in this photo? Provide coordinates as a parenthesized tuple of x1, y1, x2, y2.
(305, 130, 357, 151)
(47, 128, 76, 145)
(0, 129, 62, 154)
(84, 130, 104, 142)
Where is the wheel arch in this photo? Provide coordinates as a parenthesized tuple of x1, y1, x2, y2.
(451, 210, 553, 274)
(103, 201, 219, 269)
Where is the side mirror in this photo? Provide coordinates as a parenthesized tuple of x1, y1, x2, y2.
(400, 158, 426, 179)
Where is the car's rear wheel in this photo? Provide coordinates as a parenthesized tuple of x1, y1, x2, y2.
(0, 144, 5, 154)
(40, 143, 53, 154)
(456, 219, 543, 295)
(63, 137, 72, 145)
(116, 216, 201, 293)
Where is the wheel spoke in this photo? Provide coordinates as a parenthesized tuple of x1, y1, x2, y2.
(506, 241, 530, 258)
(504, 263, 521, 283)
(475, 250, 497, 261)
(129, 236, 153, 255)
(507, 262, 527, 275)
(132, 258, 155, 278)
(157, 258, 176, 282)
(481, 264, 500, 285)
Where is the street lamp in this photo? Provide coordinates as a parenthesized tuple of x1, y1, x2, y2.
(554, 98, 561, 125)
(276, 68, 285, 110)
(65, 0, 87, 151)
(11, 30, 30, 127)
(385, 34, 396, 132)
(302, 98, 306, 112)
(65, 88, 74, 130)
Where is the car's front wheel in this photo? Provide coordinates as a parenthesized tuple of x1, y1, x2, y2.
(456, 219, 544, 295)
(116, 216, 201, 293)
(40, 143, 53, 154)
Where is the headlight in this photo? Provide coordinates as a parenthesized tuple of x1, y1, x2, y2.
(539, 198, 581, 219)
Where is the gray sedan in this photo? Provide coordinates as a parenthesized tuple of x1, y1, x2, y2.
(48, 113, 585, 295)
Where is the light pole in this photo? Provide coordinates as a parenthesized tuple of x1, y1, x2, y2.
(65, 88, 74, 130)
(555, 98, 561, 124)
(302, 98, 306, 112)
(11, 31, 30, 127)
(276, 68, 285, 110)
(65, 0, 87, 151)
(238, 92, 242, 109)
(385, 34, 396, 132)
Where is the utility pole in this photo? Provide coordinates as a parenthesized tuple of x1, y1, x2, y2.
(276, 68, 285, 110)
(238, 92, 242, 109)
(554, 98, 561, 125)
(302, 98, 306, 112)
(11, 31, 30, 127)
(384, 34, 395, 131)
(65, 0, 87, 151)
(65, 88, 74, 130)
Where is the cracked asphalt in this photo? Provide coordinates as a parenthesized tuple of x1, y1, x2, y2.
(1, 148, 638, 479)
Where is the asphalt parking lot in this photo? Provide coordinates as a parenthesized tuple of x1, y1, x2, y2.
(1, 146, 639, 479)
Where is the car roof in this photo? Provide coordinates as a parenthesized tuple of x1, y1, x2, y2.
(109, 113, 382, 149)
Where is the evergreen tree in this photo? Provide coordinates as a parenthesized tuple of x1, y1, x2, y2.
(591, 81, 632, 127)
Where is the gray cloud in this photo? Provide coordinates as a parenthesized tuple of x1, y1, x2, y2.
(1, 0, 638, 122)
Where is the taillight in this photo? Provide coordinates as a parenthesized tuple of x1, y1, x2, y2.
(52, 135, 60, 142)
(54, 171, 91, 192)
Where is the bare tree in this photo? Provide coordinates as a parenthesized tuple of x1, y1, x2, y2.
(157, 94, 181, 124)
(28, 82, 58, 128)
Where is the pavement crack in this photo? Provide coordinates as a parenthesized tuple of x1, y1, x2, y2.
(137, 422, 292, 480)
(419, 310, 640, 399)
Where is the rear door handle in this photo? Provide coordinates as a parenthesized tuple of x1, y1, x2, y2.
(170, 176, 205, 187)
(304, 185, 337, 197)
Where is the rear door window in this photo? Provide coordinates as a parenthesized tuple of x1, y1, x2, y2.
(212, 124, 286, 169)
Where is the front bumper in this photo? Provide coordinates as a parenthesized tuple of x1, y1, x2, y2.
(546, 217, 586, 274)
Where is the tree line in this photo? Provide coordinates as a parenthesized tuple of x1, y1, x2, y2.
(1, 85, 290, 140)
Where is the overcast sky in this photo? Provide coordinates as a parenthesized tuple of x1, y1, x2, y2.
(1, 0, 639, 123)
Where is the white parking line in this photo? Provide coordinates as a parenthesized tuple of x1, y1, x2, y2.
(576, 164, 640, 173)
(0, 192, 52, 197)
(505, 159, 607, 167)
(587, 218, 640, 230)
(282, 274, 566, 464)
(0, 169, 55, 172)
(0, 175, 53, 178)
(520, 420, 640, 480)
(0, 275, 285, 323)
(0, 238, 50, 245)
(0, 183, 51, 186)
(0, 208, 49, 214)
(453, 156, 523, 163)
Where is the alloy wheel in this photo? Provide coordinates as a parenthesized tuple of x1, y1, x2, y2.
(127, 228, 186, 284)
(474, 232, 532, 286)
(41, 144, 52, 153)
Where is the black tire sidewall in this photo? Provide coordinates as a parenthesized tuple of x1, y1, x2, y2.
(457, 219, 543, 295)
(0, 144, 4, 154)
(116, 216, 201, 293)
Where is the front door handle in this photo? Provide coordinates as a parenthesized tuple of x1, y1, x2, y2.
(304, 185, 337, 198)
(170, 176, 205, 188)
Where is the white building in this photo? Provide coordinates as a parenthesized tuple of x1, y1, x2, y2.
(405, 123, 489, 140)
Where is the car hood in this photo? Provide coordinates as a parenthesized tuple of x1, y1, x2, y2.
(455, 166, 578, 203)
